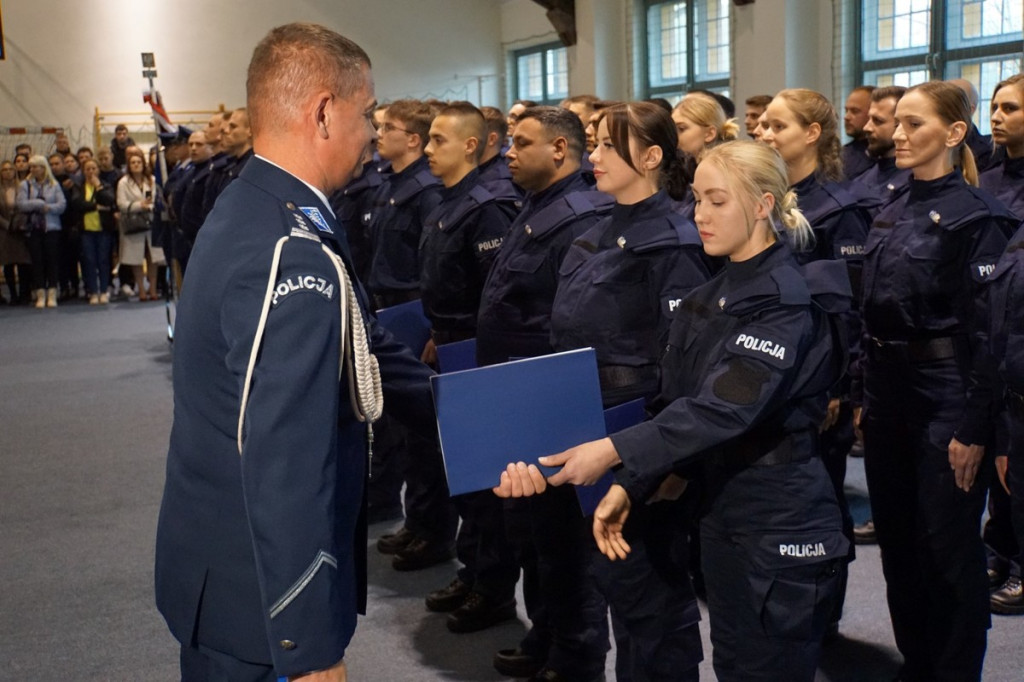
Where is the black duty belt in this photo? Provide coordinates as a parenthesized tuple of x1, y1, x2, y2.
(867, 336, 958, 364)
(598, 364, 658, 391)
(1006, 388, 1024, 423)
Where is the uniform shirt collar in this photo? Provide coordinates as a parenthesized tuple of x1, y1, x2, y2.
(254, 153, 336, 219)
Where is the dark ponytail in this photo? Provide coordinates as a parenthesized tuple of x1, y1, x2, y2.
(663, 148, 691, 201)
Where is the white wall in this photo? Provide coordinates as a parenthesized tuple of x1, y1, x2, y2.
(732, 0, 836, 110)
(0, 0, 504, 150)
(0, 0, 843, 152)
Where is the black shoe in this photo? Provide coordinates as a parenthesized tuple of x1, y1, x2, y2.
(392, 537, 455, 571)
(988, 556, 1009, 590)
(427, 577, 472, 612)
(493, 647, 543, 678)
(376, 526, 415, 555)
(446, 591, 517, 633)
(853, 519, 877, 545)
(991, 576, 1024, 615)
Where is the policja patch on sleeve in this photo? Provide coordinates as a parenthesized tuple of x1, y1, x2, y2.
(271, 274, 336, 307)
(727, 331, 794, 368)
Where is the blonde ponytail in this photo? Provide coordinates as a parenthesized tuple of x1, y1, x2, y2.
(720, 118, 740, 142)
(779, 189, 813, 251)
(959, 145, 979, 187)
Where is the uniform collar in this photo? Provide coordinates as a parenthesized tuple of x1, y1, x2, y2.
(526, 171, 589, 210)
(725, 240, 788, 282)
(254, 153, 335, 219)
(440, 167, 480, 201)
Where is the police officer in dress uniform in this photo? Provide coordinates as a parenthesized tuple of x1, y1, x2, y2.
(549, 102, 711, 682)
(176, 130, 215, 271)
(857, 82, 1017, 682)
(498, 140, 852, 682)
(981, 72, 1024, 610)
(202, 108, 254, 216)
(476, 106, 613, 681)
(417, 101, 520, 634)
(154, 24, 435, 682)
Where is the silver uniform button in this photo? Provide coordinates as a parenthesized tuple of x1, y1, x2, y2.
(285, 202, 296, 210)
(280, 640, 296, 651)
(525, 225, 532, 235)
(389, 198, 396, 205)
(616, 236, 626, 249)
(718, 297, 726, 309)
(929, 210, 941, 224)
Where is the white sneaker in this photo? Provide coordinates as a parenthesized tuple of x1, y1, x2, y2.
(121, 284, 134, 298)
(88, 294, 99, 305)
(99, 293, 109, 304)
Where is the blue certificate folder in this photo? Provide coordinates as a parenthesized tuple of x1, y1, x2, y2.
(375, 299, 431, 357)
(437, 338, 477, 373)
(432, 348, 606, 496)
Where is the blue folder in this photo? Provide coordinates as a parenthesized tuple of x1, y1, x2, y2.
(436, 338, 477, 374)
(432, 348, 605, 496)
(375, 299, 431, 357)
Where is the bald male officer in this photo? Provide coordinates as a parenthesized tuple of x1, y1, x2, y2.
(155, 23, 435, 682)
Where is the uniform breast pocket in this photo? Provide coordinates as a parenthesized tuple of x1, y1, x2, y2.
(905, 232, 959, 300)
(558, 244, 590, 278)
(592, 263, 651, 329)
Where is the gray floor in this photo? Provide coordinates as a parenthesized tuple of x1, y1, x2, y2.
(1, 300, 1022, 681)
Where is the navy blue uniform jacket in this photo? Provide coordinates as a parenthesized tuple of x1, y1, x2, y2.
(476, 171, 612, 365)
(611, 243, 852, 505)
(155, 158, 435, 676)
(860, 169, 1015, 445)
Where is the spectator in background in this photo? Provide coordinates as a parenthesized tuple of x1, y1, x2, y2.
(49, 153, 84, 301)
(110, 124, 136, 170)
(117, 148, 164, 301)
(14, 153, 30, 182)
(0, 160, 33, 305)
(16, 155, 66, 308)
(78, 158, 116, 304)
(53, 132, 72, 157)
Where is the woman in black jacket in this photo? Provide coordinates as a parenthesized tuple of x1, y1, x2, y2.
(77, 159, 117, 304)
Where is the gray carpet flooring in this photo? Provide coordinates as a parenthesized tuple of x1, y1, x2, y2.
(1, 300, 1022, 681)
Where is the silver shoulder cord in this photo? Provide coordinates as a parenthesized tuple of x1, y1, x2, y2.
(236, 236, 385, 470)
